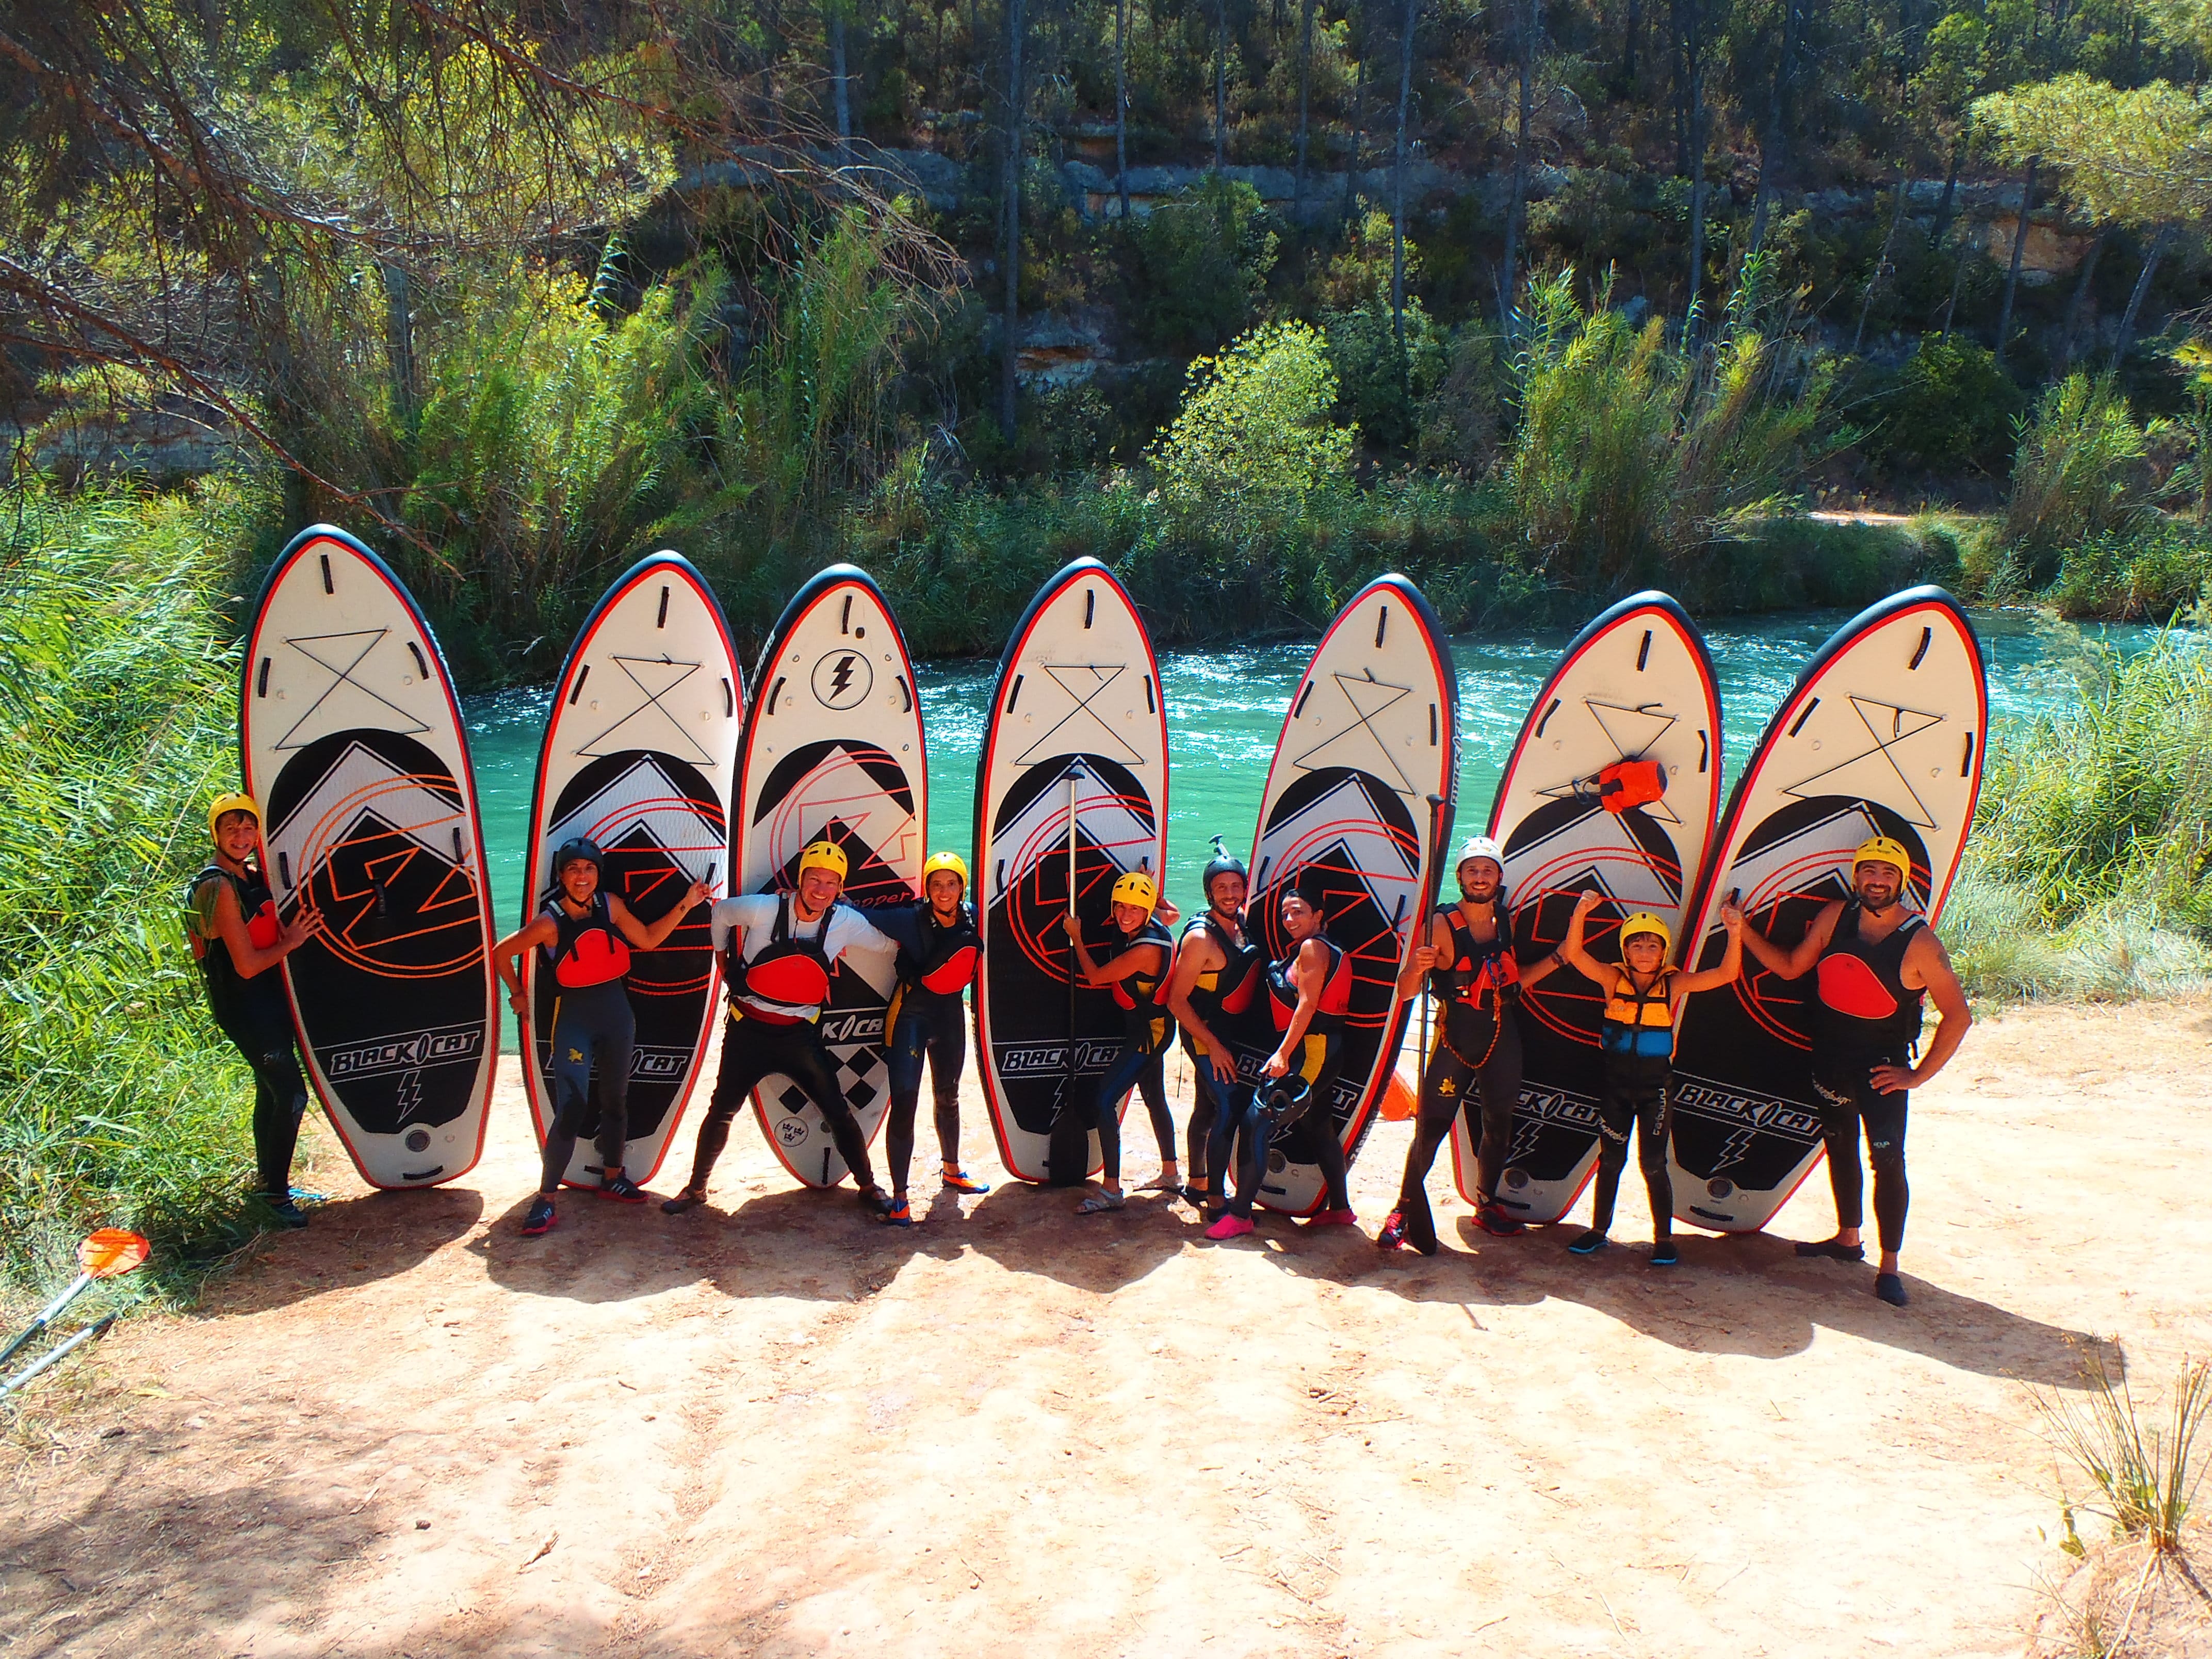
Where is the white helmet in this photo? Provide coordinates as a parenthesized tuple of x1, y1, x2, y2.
(1456, 835, 1504, 869)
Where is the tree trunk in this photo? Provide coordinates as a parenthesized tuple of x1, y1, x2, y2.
(2113, 223, 2172, 363)
(1392, 0, 1418, 352)
(1344, 20, 1367, 218)
(1115, 0, 1130, 218)
(1293, 0, 1315, 221)
(1620, 0, 1641, 94)
(1850, 175, 1909, 354)
(1001, 0, 1025, 437)
(1501, 0, 1536, 324)
(1931, 116, 1966, 247)
(1993, 153, 2037, 364)
(2055, 226, 2106, 371)
(1747, 0, 1797, 261)
(828, 3, 852, 144)
(380, 263, 416, 429)
(1215, 0, 1229, 170)
(763, 0, 785, 134)
(1677, 0, 1708, 342)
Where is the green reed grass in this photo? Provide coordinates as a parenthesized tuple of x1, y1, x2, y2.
(2036, 1351, 2212, 1554)
(0, 481, 278, 1304)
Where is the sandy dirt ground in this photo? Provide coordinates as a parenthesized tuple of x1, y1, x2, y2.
(5, 998, 2210, 1657)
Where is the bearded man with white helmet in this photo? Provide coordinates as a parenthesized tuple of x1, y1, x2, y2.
(1378, 835, 1571, 1253)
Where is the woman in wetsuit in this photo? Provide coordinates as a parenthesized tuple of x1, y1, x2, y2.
(492, 837, 708, 1236)
(1062, 870, 1179, 1213)
(186, 793, 325, 1228)
(1378, 836, 1568, 1254)
(1554, 889, 1742, 1265)
(874, 851, 993, 1227)
(1203, 886, 1359, 1239)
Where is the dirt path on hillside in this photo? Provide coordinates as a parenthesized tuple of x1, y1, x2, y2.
(5, 999, 2209, 1657)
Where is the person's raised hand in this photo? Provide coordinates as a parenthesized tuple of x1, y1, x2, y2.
(1572, 889, 1603, 919)
(682, 879, 710, 913)
(1721, 903, 1745, 936)
(281, 905, 324, 952)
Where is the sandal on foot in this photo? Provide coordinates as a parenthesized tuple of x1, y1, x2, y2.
(659, 1188, 708, 1216)
(1077, 1191, 1128, 1214)
(879, 1197, 914, 1227)
(1204, 1213, 1256, 1241)
(941, 1167, 991, 1194)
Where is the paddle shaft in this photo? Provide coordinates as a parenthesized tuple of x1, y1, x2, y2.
(1065, 765, 1081, 1116)
(1404, 792, 1452, 1083)
(0, 1271, 92, 1371)
(0, 1315, 116, 1400)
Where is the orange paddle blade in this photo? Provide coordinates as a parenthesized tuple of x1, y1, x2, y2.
(77, 1229, 150, 1278)
(1380, 1073, 1417, 1123)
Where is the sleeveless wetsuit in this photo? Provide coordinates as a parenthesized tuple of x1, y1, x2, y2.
(882, 899, 982, 1192)
(1811, 901, 1926, 1253)
(1398, 904, 1525, 1222)
(536, 891, 638, 1189)
(188, 863, 309, 1201)
(1211, 931, 1353, 1217)
(1090, 917, 1177, 1183)
(1588, 965, 1678, 1240)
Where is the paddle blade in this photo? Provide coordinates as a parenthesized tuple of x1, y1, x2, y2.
(78, 1229, 149, 1278)
(1380, 1072, 1417, 1123)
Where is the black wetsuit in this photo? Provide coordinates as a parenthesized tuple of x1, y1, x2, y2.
(537, 892, 636, 1190)
(1091, 918, 1176, 1183)
(1399, 905, 1523, 1221)
(1811, 902, 1925, 1254)
(880, 900, 982, 1192)
(1587, 966, 1677, 1240)
(1209, 933, 1353, 1218)
(188, 864, 308, 1201)
(1179, 910, 1264, 1195)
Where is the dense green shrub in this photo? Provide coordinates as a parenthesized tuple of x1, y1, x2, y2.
(1999, 371, 2154, 588)
(0, 483, 279, 1297)
(1322, 299, 1445, 457)
(1152, 320, 1355, 509)
(1861, 337, 2024, 476)
(1119, 176, 1279, 354)
(2047, 521, 2212, 621)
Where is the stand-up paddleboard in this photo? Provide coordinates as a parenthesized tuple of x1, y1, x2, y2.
(733, 565, 926, 1188)
(521, 552, 743, 1188)
(240, 525, 497, 1188)
(1246, 575, 1457, 1213)
(1451, 593, 1721, 1223)
(974, 559, 1170, 1184)
(1668, 587, 1986, 1232)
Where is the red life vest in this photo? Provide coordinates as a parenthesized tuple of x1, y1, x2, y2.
(187, 864, 279, 977)
(542, 891, 631, 988)
(909, 901, 982, 996)
(728, 892, 837, 1016)
(1268, 932, 1353, 1033)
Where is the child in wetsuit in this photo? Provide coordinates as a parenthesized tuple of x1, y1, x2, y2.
(1554, 889, 1743, 1265)
(492, 837, 707, 1236)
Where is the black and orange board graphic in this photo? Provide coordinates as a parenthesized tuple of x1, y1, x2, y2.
(1453, 593, 1721, 1223)
(240, 525, 497, 1188)
(1668, 588, 1986, 1232)
(973, 559, 1170, 1184)
(1245, 575, 1458, 1214)
(522, 551, 744, 1188)
(734, 565, 926, 1187)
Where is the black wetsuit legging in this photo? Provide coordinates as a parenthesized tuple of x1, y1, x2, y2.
(1398, 1014, 1523, 1209)
(1588, 1051, 1673, 1239)
(1812, 1052, 1911, 1253)
(1094, 1039, 1175, 1184)
(886, 994, 966, 1191)
(539, 980, 635, 1192)
(206, 974, 308, 1200)
(1212, 1035, 1351, 1217)
(687, 1012, 875, 1192)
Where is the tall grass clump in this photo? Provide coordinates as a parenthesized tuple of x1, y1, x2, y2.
(0, 482, 276, 1299)
(1503, 262, 1830, 594)
(1987, 372, 2153, 595)
(2035, 1350, 2211, 1554)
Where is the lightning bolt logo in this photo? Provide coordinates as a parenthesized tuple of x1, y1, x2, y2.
(1713, 1125, 1756, 1172)
(829, 655, 857, 700)
(1508, 1115, 1544, 1166)
(810, 648, 873, 709)
(394, 1069, 426, 1127)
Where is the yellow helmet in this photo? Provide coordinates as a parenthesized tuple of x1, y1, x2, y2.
(207, 791, 263, 842)
(1618, 912, 1672, 953)
(921, 851, 969, 890)
(1110, 870, 1159, 914)
(1852, 836, 1913, 885)
(798, 839, 849, 882)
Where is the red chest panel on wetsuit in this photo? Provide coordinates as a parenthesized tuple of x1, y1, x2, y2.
(544, 894, 631, 988)
(1440, 909, 1517, 1006)
(1817, 951, 1899, 1019)
(918, 943, 979, 995)
(1268, 935, 1351, 1031)
(730, 893, 836, 1010)
(246, 899, 280, 951)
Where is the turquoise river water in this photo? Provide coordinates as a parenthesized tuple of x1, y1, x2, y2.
(463, 607, 2154, 1049)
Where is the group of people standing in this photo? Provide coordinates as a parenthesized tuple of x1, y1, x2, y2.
(187, 796, 1971, 1307)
